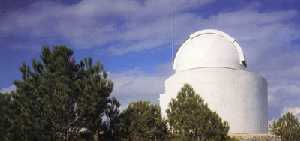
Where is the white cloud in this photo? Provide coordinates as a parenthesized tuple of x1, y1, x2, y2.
(110, 64, 172, 108)
(1, 0, 299, 57)
(270, 85, 300, 97)
(0, 0, 214, 50)
(0, 85, 16, 94)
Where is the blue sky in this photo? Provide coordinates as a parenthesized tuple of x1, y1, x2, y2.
(0, 0, 300, 120)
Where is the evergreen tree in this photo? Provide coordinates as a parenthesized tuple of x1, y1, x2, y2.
(271, 112, 300, 141)
(0, 92, 24, 141)
(119, 101, 168, 141)
(0, 93, 11, 141)
(166, 84, 230, 141)
(2, 46, 119, 141)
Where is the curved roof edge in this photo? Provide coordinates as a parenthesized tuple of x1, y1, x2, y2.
(173, 29, 247, 70)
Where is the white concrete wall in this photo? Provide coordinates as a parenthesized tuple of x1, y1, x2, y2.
(160, 68, 268, 134)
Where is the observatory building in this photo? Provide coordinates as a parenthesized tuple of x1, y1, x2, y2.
(159, 29, 268, 134)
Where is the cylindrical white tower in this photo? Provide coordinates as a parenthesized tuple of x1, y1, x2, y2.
(160, 29, 268, 134)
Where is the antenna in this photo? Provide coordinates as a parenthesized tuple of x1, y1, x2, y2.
(171, 4, 175, 63)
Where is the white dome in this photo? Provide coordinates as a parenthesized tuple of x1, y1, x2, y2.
(173, 29, 246, 71)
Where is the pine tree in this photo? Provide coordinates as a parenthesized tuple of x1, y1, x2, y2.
(0, 93, 11, 141)
(3, 46, 119, 141)
(119, 101, 168, 141)
(166, 84, 230, 141)
(271, 112, 300, 141)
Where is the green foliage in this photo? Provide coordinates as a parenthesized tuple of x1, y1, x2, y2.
(0, 46, 119, 141)
(0, 92, 30, 141)
(166, 84, 230, 141)
(0, 93, 14, 141)
(119, 101, 168, 141)
(271, 112, 300, 141)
